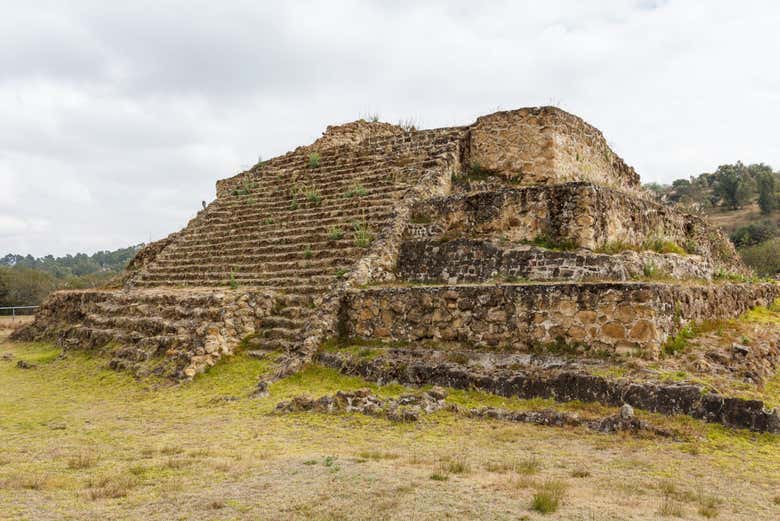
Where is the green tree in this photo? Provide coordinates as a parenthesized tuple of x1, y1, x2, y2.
(713, 162, 755, 210)
(757, 171, 777, 214)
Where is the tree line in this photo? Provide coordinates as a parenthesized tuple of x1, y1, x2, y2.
(0, 245, 141, 308)
(645, 162, 780, 276)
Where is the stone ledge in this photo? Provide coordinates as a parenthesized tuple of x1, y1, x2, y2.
(341, 282, 780, 357)
(406, 183, 742, 270)
(396, 238, 714, 283)
(317, 351, 780, 433)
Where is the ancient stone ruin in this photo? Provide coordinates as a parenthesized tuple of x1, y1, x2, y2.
(15, 107, 780, 430)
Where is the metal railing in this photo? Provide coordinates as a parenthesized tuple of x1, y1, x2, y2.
(0, 306, 39, 321)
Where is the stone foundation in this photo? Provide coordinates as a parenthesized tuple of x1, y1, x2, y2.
(341, 283, 780, 357)
(397, 239, 715, 283)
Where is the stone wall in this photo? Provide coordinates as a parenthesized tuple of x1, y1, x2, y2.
(341, 283, 780, 358)
(468, 107, 640, 190)
(13, 288, 275, 379)
(407, 183, 743, 270)
(397, 239, 715, 283)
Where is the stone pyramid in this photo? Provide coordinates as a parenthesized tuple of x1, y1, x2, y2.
(16, 107, 779, 403)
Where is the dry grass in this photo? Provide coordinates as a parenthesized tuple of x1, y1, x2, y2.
(1, 338, 780, 519)
(67, 451, 98, 470)
(84, 474, 137, 500)
(0, 315, 33, 330)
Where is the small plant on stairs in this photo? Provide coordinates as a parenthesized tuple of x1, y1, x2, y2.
(308, 153, 321, 169)
(353, 219, 374, 248)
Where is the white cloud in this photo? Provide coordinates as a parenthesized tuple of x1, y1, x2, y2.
(1, 0, 779, 256)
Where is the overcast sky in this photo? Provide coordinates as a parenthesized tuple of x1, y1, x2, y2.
(2, 1, 779, 257)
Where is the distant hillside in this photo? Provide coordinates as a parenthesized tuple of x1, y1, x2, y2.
(645, 162, 780, 276)
(0, 245, 141, 307)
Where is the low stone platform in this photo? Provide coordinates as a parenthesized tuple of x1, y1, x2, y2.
(13, 288, 275, 378)
(318, 349, 780, 433)
(397, 238, 715, 283)
(341, 282, 780, 357)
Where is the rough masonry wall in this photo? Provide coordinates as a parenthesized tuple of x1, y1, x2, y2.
(397, 239, 715, 283)
(468, 107, 640, 190)
(407, 183, 742, 270)
(341, 283, 780, 358)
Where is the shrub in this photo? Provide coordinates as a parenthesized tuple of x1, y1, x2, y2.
(730, 221, 776, 248)
(308, 153, 320, 169)
(740, 238, 780, 276)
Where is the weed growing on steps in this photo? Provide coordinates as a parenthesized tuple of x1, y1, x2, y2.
(352, 220, 374, 248)
(308, 153, 321, 169)
(346, 184, 368, 198)
(304, 188, 322, 205)
(334, 268, 349, 278)
(264, 218, 274, 225)
(328, 226, 344, 241)
(398, 118, 417, 132)
(231, 177, 256, 197)
(228, 272, 238, 290)
(304, 246, 313, 259)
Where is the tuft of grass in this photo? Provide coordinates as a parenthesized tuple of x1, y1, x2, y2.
(439, 455, 470, 475)
(308, 153, 321, 169)
(515, 456, 542, 475)
(698, 498, 719, 518)
(304, 188, 321, 205)
(571, 467, 590, 478)
(67, 451, 98, 470)
(531, 479, 567, 514)
(328, 226, 344, 241)
(228, 272, 239, 290)
(84, 474, 137, 500)
(335, 268, 349, 278)
(304, 246, 313, 259)
(164, 457, 191, 470)
(642, 237, 686, 255)
(346, 184, 368, 198)
(529, 234, 578, 251)
(353, 220, 374, 248)
(429, 472, 448, 481)
(662, 324, 697, 356)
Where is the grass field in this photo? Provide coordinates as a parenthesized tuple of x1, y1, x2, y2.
(1, 331, 780, 520)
